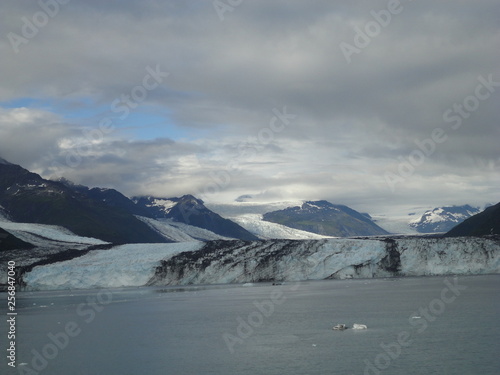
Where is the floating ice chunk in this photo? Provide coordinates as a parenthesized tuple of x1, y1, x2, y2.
(333, 324, 347, 330)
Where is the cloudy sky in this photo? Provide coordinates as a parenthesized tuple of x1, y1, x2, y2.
(1, 0, 498, 215)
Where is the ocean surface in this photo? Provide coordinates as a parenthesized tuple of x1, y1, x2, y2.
(1, 275, 499, 374)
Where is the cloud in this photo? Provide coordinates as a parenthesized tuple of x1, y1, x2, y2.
(0, 107, 72, 168)
(0, 0, 498, 213)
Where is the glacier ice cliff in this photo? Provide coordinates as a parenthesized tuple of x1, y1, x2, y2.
(20, 236, 500, 290)
(147, 236, 500, 286)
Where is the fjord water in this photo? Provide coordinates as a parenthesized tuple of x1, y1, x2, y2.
(2, 275, 499, 375)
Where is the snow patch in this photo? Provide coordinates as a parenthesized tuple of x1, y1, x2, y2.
(149, 198, 177, 213)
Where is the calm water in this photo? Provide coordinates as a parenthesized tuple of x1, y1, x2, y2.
(1, 275, 499, 374)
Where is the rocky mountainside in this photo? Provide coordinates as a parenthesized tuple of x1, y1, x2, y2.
(262, 200, 388, 237)
(0, 158, 258, 243)
(0, 159, 167, 244)
(446, 202, 500, 237)
(133, 195, 259, 241)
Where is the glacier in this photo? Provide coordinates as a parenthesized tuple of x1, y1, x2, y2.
(23, 242, 204, 290)
(135, 215, 232, 242)
(20, 236, 500, 290)
(0, 220, 108, 247)
(230, 214, 333, 240)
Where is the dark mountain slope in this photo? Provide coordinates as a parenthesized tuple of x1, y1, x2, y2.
(445, 202, 500, 237)
(134, 195, 260, 241)
(0, 227, 34, 251)
(410, 205, 480, 233)
(0, 160, 168, 244)
(263, 200, 388, 237)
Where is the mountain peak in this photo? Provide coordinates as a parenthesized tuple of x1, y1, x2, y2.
(263, 200, 388, 237)
(410, 204, 481, 233)
(302, 200, 337, 210)
(178, 194, 204, 206)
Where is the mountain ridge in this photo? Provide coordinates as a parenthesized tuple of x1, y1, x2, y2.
(410, 205, 481, 233)
(0, 160, 167, 244)
(446, 202, 500, 237)
(0, 158, 258, 243)
(262, 200, 389, 237)
(133, 195, 259, 241)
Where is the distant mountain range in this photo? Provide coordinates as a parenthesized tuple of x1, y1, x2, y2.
(1, 158, 499, 291)
(262, 200, 389, 237)
(0, 159, 166, 244)
(1, 158, 497, 248)
(0, 158, 256, 244)
(409, 205, 481, 233)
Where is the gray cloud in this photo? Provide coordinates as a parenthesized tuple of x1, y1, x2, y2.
(0, 0, 498, 214)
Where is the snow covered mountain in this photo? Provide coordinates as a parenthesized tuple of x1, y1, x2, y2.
(262, 200, 389, 237)
(409, 205, 481, 233)
(133, 195, 259, 241)
(3, 202, 498, 290)
(0, 160, 167, 244)
(207, 200, 389, 239)
(18, 236, 500, 290)
(0, 159, 257, 243)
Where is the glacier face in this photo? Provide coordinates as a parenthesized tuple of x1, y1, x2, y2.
(23, 242, 204, 290)
(148, 237, 500, 286)
(20, 236, 500, 290)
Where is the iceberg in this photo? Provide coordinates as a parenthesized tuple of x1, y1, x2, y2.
(352, 324, 367, 330)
